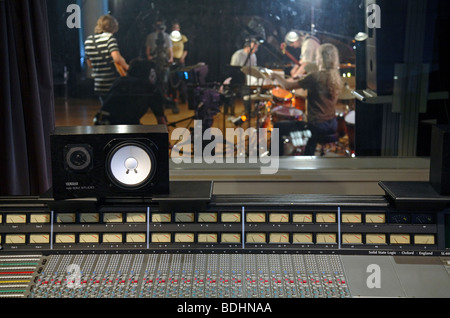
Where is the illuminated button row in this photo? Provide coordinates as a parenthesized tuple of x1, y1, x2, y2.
(0, 213, 147, 224)
(0, 214, 51, 224)
(0, 233, 436, 245)
(0, 212, 387, 224)
(245, 233, 435, 245)
(152, 212, 385, 224)
(173, 212, 387, 224)
(0, 212, 435, 225)
(0, 233, 145, 244)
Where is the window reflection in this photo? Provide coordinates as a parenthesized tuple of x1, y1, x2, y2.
(47, 0, 449, 163)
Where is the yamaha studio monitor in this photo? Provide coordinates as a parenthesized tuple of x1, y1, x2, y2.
(51, 125, 169, 200)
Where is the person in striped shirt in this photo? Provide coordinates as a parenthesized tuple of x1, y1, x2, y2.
(85, 15, 129, 102)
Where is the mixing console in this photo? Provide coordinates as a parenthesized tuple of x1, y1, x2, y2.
(0, 181, 450, 298)
(3, 252, 450, 299)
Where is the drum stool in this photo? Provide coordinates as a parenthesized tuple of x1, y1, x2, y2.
(315, 132, 339, 156)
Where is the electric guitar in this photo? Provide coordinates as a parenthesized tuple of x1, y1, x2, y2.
(280, 43, 300, 66)
(91, 35, 127, 77)
(280, 43, 319, 75)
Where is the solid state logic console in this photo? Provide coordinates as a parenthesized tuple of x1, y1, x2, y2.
(0, 181, 450, 298)
(1, 125, 450, 299)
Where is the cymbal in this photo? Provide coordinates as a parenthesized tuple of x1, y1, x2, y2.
(243, 93, 272, 101)
(241, 66, 271, 79)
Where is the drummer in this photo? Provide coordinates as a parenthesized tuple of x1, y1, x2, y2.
(271, 43, 343, 156)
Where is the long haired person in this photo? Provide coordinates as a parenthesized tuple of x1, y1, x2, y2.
(272, 43, 343, 156)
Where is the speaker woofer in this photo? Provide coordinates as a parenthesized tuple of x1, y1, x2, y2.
(106, 141, 156, 189)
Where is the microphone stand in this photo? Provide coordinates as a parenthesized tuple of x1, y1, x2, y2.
(244, 44, 262, 157)
(244, 44, 258, 129)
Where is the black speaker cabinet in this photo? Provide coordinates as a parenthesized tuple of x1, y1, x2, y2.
(430, 125, 450, 196)
(364, 0, 438, 96)
(365, 0, 408, 96)
(51, 125, 169, 200)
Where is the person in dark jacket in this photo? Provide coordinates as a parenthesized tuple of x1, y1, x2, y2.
(94, 58, 167, 126)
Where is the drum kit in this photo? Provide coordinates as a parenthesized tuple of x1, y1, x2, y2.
(237, 66, 356, 156)
(239, 67, 305, 128)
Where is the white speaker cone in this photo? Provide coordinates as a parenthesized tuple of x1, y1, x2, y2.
(109, 145, 153, 186)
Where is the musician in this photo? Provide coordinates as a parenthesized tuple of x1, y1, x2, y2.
(271, 43, 343, 156)
(229, 37, 261, 116)
(170, 22, 188, 65)
(230, 37, 260, 67)
(93, 58, 167, 126)
(145, 19, 173, 64)
(84, 15, 129, 103)
(169, 22, 189, 103)
(282, 30, 320, 78)
(145, 18, 179, 114)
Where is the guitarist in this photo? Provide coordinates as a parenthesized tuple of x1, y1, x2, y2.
(85, 15, 129, 104)
(281, 30, 320, 79)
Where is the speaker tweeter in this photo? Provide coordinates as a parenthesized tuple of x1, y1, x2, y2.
(64, 145, 93, 172)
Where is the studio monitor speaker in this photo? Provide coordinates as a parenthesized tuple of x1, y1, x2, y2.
(430, 125, 450, 196)
(51, 125, 169, 200)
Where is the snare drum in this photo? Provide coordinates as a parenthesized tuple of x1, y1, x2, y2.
(272, 87, 293, 107)
(271, 106, 303, 123)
